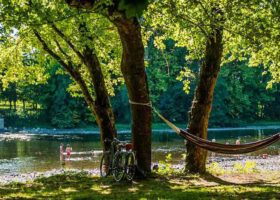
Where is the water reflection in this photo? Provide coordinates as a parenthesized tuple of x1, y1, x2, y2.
(0, 128, 279, 175)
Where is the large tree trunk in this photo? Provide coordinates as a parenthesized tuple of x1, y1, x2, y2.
(83, 47, 117, 151)
(186, 27, 224, 173)
(112, 17, 152, 174)
(65, 0, 152, 174)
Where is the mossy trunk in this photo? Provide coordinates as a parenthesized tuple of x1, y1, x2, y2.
(112, 17, 152, 174)
(186, 27, 223, 173)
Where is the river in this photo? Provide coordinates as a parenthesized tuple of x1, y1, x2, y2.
(0, 127, 279, 176)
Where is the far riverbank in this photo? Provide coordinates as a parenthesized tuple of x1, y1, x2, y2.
(1, 124, 280, 135)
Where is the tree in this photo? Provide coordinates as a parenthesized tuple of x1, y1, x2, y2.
(66, 0, 152, 173)
(0, 0, 122, 151)
(146, 0, 280, 173)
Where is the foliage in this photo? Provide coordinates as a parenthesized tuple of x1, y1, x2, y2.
(157, 153, 179, 175)
(0, 0, 123, 97)
(118, 0, 149, 18)
(1, 37, 279, 128)
(0, 0, 280, 128)
(207, 162, 226, 175)
(145, 0, 280, 88)
(207, 161, 258, 175)
(233, 161, 258, 174)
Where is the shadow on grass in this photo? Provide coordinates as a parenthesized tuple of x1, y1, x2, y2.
(201, 172, 267, 186)
(0, 172, 279, 200)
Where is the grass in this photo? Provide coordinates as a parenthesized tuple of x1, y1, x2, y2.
(0, 171, 279, 200)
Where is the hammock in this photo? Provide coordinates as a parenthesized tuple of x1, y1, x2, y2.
(129, 100, 280, 154)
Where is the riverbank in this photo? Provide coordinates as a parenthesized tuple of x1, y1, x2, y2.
(0, 170, 279, 199)
(0, 155, 279, 185)
(1, 123, 280, 134)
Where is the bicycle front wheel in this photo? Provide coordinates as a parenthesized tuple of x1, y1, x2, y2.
(113, 152, 126, 182)
(125, 152, 136, 181)
(100, 152, 110, 177)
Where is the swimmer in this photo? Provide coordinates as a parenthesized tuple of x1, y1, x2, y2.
(66, 144, 72, 160)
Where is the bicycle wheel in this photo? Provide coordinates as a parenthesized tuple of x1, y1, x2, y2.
(113, 152, 126, 182)
(100, 152, 110, 177)
(125, 152, 136, 181)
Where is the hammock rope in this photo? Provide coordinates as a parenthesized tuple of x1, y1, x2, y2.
(128, 100, 280, 154)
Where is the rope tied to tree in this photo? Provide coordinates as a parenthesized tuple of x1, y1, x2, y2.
(128, 99, 153, 108)
(128, 99, 181, 134)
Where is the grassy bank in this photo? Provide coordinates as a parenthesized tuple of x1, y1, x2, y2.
(0, 172, 279, 200)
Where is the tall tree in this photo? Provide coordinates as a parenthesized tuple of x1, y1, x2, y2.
(146, 0, 280, 172)
(0, 1, 122, 151)
(187, 8, 224, 172)
(66, 0, 152, 173)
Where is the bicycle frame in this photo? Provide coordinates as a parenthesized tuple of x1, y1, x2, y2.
(101, 138, 136, 181)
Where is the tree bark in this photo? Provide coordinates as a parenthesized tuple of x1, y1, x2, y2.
(186, 27, 224, 173)
(75, 22, 117, 150)
(83, 46, 117, 151)
(112, 17, 152, 173)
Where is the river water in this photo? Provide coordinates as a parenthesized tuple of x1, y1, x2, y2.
(0, 127, 279, 176)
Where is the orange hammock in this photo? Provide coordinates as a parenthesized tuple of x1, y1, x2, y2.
(129, 100, 280, 154)
(179, 128, 280, 154)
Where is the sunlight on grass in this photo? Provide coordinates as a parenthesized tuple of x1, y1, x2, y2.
(91, 185, 102, 191)
(61, 187, 77, 193)
(128, 187, 139, 192)
(0, 172, 279, 199)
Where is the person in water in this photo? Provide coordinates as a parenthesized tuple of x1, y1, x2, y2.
(235, 138, 241, 145)
(60, 143, 65, 165)
(60, 143, 64, 154)
(235, 138, 241, 159)
(66, 144, 72, 160)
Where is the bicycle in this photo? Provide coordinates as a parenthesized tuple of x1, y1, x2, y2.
(100, 138, 136, 182)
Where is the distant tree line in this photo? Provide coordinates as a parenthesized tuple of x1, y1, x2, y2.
(1, 39, 279, 128)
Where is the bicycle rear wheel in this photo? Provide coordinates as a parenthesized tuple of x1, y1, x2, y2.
(100, 153, 110, 177)
(113, 152, 126, 182)
(125, 152, 136, 181)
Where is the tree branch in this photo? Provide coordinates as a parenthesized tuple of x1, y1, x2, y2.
(50, 23, 85, 61)
(33, 30, 96, 110)
(54, 39, 71, 62)
(54, 38, 83, 71)
(168, 0, 209, 36)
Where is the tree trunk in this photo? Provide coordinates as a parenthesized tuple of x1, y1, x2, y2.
(65, 0, 152, 173)
(83, 47, 117, 151)
(112, 17, 152, 174)
(34, 27, 116, 153)
(65, 65, 116, 153)
(186, 27, 224, 173)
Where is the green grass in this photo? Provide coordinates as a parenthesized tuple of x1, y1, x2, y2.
(0, 172, 279, 200)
